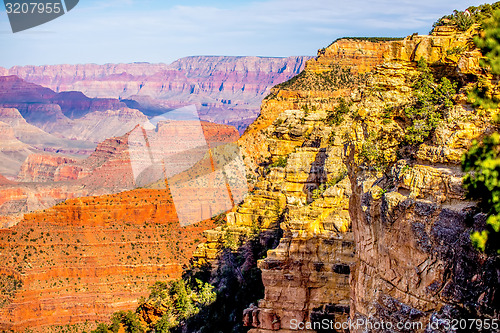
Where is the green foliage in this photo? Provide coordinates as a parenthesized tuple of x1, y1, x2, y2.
(469, 9, 500, 110)
(312, 184, 327, 201)
(180, 231, 281, 333)
(327, 131, 336, 145)
(446, 45, 467, 56)
(462, 7, 500, 254)
(326, 97, 352, 126)
(433, 3, 500, 33)
(311, 171, 347, 202)
(147, 278, 216, 328)
(462, 133, 500, 254)
(432, 3, 499, 32)
(381, 106, 394, 124)
(328, 37, 404, 47)
(301, 104, 316, 116)
(328, 171, 347, 187)
(476, 9, 500, 74)
(93, 279, 216, 333)
(109, 311, 145, 333)
(404, 59, 456, 145)
(0, 274, 23, 308)
(276, 64, 362, 91)
(92, 324, 110, 333)
(359, 132, 391, 173)
(212, 213, 226, 226)
(270, 155, 288, 168)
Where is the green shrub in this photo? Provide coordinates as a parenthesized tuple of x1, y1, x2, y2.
(109, 311, 145, 333)
(404, 59, 456, 145)
(432, 2, 500, 32)
(462, 133, 500, 254)
(270, 155, 288, 168)
(276, 64, 362, 91)
(462, 7, 500, 254)
(326, 97, 351, 126)
(359, 134, 390, 172)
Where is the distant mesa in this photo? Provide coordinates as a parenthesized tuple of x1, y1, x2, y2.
(4, 56, 311, 134)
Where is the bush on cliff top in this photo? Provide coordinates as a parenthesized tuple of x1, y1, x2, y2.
(462, 7, 500, 255)
(275, 64, 361, 91)
(432, 2, 500, 32)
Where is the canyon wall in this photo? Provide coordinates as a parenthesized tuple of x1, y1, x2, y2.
(196, 25, 500, 333)
(0, 188, 216, 330)
(4, 56, 311, 133)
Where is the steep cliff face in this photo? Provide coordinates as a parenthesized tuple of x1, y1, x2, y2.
(345, 28, 499, 331)
(198, 24, 500, 333)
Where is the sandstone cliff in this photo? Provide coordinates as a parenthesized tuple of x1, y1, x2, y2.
(192, 24, 500, 333)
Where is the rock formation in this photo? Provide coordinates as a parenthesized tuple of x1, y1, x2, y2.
(0, 109, 242, 330)
(0, 77, 149, 145)
(4, 56, 311, 134)
(194, 24, 500, 333)
(0, 188, 216, 331)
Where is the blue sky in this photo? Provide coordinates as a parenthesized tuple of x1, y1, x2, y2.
(0, 0, 489, 67)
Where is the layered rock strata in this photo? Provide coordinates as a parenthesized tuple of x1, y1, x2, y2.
(0, 188, 216, 330)
(3, 56, 310, 133)
(197, 25, 499, 332)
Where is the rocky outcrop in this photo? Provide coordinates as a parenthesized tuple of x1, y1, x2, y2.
(17, 154, 80, 182)
(207, 24, 500, 333)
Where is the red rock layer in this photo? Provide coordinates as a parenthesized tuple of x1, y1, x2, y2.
(0, 76, 127, 120)
(17, 155, 80, 182)
(0, 188, 216, 330)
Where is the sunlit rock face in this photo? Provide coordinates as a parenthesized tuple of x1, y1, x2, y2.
(234, 25, 498, 333)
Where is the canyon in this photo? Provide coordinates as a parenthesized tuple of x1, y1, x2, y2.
(1, 56, 310, 134)
(0, 188, 217, 330)
(0, 119, 241, 330)
(2, 9, 500, 332)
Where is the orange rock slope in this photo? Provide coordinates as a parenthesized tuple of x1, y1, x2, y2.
(0, 119, 241, 330)
(0, 188, 216, 330)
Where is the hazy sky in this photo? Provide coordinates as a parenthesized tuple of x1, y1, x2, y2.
(0, 0, 489, 68)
